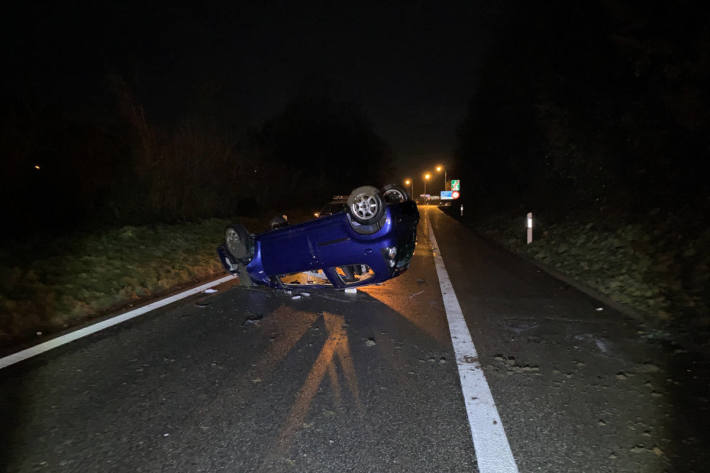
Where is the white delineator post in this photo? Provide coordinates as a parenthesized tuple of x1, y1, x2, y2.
(460, 204, 464, 217)
(526, 212, 533, 244)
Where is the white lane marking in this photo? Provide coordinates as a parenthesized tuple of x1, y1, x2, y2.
(0, 275, 236, 370)
(427, 211, 519, 473)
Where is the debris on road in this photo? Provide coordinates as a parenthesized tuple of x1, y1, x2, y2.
(243, 313, 264, 326)
(595, 338, 610, 353)
(493, 354, 541, 374)
(634, 362, 661, 374)
(365, 337, 376, 347)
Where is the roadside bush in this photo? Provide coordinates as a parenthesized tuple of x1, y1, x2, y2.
(470, 208, 709, 329)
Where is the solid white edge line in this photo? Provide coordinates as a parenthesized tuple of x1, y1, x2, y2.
(427, 210, 519, 473)
(0, 274, 236, 370)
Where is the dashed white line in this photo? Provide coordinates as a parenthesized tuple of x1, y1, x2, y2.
(0, 274, 235, 370)
(427, 210, 519, 473)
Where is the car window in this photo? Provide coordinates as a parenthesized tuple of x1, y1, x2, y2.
(321, 202, 346, 215)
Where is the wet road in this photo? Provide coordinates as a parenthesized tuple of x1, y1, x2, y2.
(1, 207, 708, 472)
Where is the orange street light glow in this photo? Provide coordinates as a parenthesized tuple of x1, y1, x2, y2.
(424, 173, 431, 180)
(34, 164, 40, 170)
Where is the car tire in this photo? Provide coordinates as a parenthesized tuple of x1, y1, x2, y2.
(381, 184, 410, 203)
(225, 223, 251, 261)
(346, 185, 385, 225)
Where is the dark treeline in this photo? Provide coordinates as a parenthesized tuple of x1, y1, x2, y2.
(455, 0, 710, 217)
(1, 75, 391, 237)
(2, 3, 394, 238)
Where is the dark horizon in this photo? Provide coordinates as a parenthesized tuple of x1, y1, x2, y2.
(3, 0, 709, 233)
(4, 1, 506, 172)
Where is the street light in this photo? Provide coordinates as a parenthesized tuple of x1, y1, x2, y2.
(436, 165, 447, 190)
(404, 178, 413, 197)
(424, 173, 431, 196)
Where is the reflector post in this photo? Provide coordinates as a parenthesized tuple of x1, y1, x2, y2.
(526, 212, 533, 244)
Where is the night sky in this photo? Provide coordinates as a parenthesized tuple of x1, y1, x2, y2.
(5, 0, 708, 227)
(5, 1, 504, 173)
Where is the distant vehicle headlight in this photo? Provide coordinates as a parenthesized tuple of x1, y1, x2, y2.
(313, 212, 320, 218)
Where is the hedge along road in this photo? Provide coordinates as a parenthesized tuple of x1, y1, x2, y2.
(1, 207, 706, 472)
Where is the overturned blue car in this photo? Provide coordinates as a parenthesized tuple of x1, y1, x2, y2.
(218, 185, 419, 289)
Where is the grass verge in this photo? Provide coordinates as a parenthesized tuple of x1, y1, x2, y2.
(458, 208, 709, 335)
(0, 216, 271, 350)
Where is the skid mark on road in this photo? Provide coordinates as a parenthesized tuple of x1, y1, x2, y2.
(427, 210, 519, 473)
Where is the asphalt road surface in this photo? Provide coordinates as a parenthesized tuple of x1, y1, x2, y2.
(1, 207, 708, 472)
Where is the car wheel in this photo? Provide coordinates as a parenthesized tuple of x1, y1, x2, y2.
(225, 223, 251, 260)
(381, 184, 410, 203)
(346, 185, 385, 224)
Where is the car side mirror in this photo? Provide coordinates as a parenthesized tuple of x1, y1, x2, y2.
(270, 215, 289, 230)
